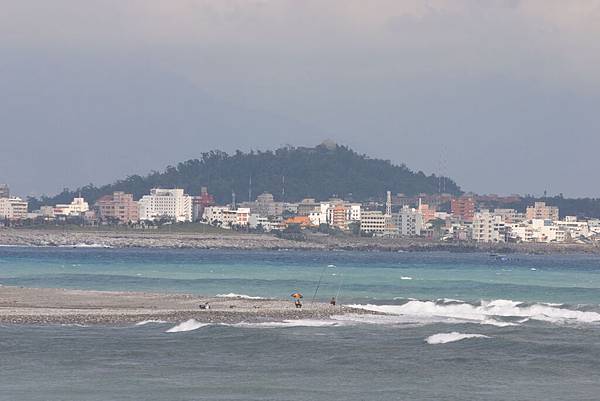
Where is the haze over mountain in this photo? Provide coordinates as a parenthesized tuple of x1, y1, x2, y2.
(29, 143, 461, 208)
(2, 1, 600, 197)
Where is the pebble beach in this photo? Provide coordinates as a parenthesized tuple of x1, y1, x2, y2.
(0, 286, 373, 326)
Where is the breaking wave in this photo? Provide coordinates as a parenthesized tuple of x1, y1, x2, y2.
(348, 299, 600, 326)
(215, 293, 265, 300)
(229, 319, 340, 328)
(166, 319, 210, 333)
(425, 332, 490, 345)
(136, 320, 168, 326)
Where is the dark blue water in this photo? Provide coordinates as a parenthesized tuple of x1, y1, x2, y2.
(1, 247, 600, 400)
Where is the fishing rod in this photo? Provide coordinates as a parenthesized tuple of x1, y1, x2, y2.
(311, 265, 329, 304)
(335, 273, 344, 305)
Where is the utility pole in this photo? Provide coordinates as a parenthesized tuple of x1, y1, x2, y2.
(249, 175, 252, 202)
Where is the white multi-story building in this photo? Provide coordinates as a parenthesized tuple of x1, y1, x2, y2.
(138, 189, 192, 222)
(392, 206, 424, 237)
(508, 219, 564, 243)
(248, 214, 284, 231)
(472, 210, 506, 243)
(54, 197, 89, 217)
(360, 211, 387, 234)
(203, 206, 250, 228)
(556, 216, 590, 239)
(588, 219, 600, 235)
(493, 208, 526, 224)
(349, 204, 361, 221)
(0, 197, 28, 220)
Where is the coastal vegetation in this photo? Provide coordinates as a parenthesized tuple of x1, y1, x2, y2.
(28, 143, 461, 208)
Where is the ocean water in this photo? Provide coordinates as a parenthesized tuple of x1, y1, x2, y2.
(1, 247, 600, 400)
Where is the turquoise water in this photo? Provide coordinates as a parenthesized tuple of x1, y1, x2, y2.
(1, 248, 600, 304)
(1, 247, 600, 401)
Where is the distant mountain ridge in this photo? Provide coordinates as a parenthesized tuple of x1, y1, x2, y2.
(29, 143, 462, 208)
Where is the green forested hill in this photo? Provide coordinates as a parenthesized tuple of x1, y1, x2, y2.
(29, 144, 462, 208)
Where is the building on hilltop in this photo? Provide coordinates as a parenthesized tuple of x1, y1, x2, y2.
(138, 189, 192, 222)
(526, 202, 559, 221)
(95, 192, 139, 223)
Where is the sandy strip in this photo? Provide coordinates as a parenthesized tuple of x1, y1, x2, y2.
(0, 286, 373, 325)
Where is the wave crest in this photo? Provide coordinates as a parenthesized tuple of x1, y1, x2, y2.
(348, 299, 600, 326)
(425, 332, 490, 345)
(215, 293, 265, 300)
(166, 319, 210, 333)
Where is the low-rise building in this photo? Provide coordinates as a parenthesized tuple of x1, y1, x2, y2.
(284, 216, 313, 228)
(556, 216, 589, 240)
(508, 219, 564, 243)
(54, 197, 89, 217)
(202, 206, 250, 228)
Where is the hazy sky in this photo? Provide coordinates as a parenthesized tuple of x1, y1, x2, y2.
(1, 1, 599, 197)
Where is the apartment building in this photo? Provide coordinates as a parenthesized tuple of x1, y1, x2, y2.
(451, 197, 476, 222)
(0, 197, 28, 220)
(471, 210, 506, 243)
(526, 202, 559, 221)
(95, 192, 139, 223)
(360, 211, 387, 234)
(392, 206, 424, 236)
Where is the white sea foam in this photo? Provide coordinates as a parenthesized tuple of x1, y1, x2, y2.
(136, 320, 168, 326)
(425, 332, 490, 345)
(400, 276, 413, 280)
(59, 243, 111, 248)
(348, 299, 600, 326)
(230, 319, 341, 328)
(166, 319, 210, 333)
(215, 293, 265, 300)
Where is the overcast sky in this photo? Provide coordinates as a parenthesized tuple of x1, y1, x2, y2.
(1, 1, 599, 198)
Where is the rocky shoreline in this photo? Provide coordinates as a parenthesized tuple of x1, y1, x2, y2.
(0, 228, 599, 255)
(0, 286, 374, 326)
